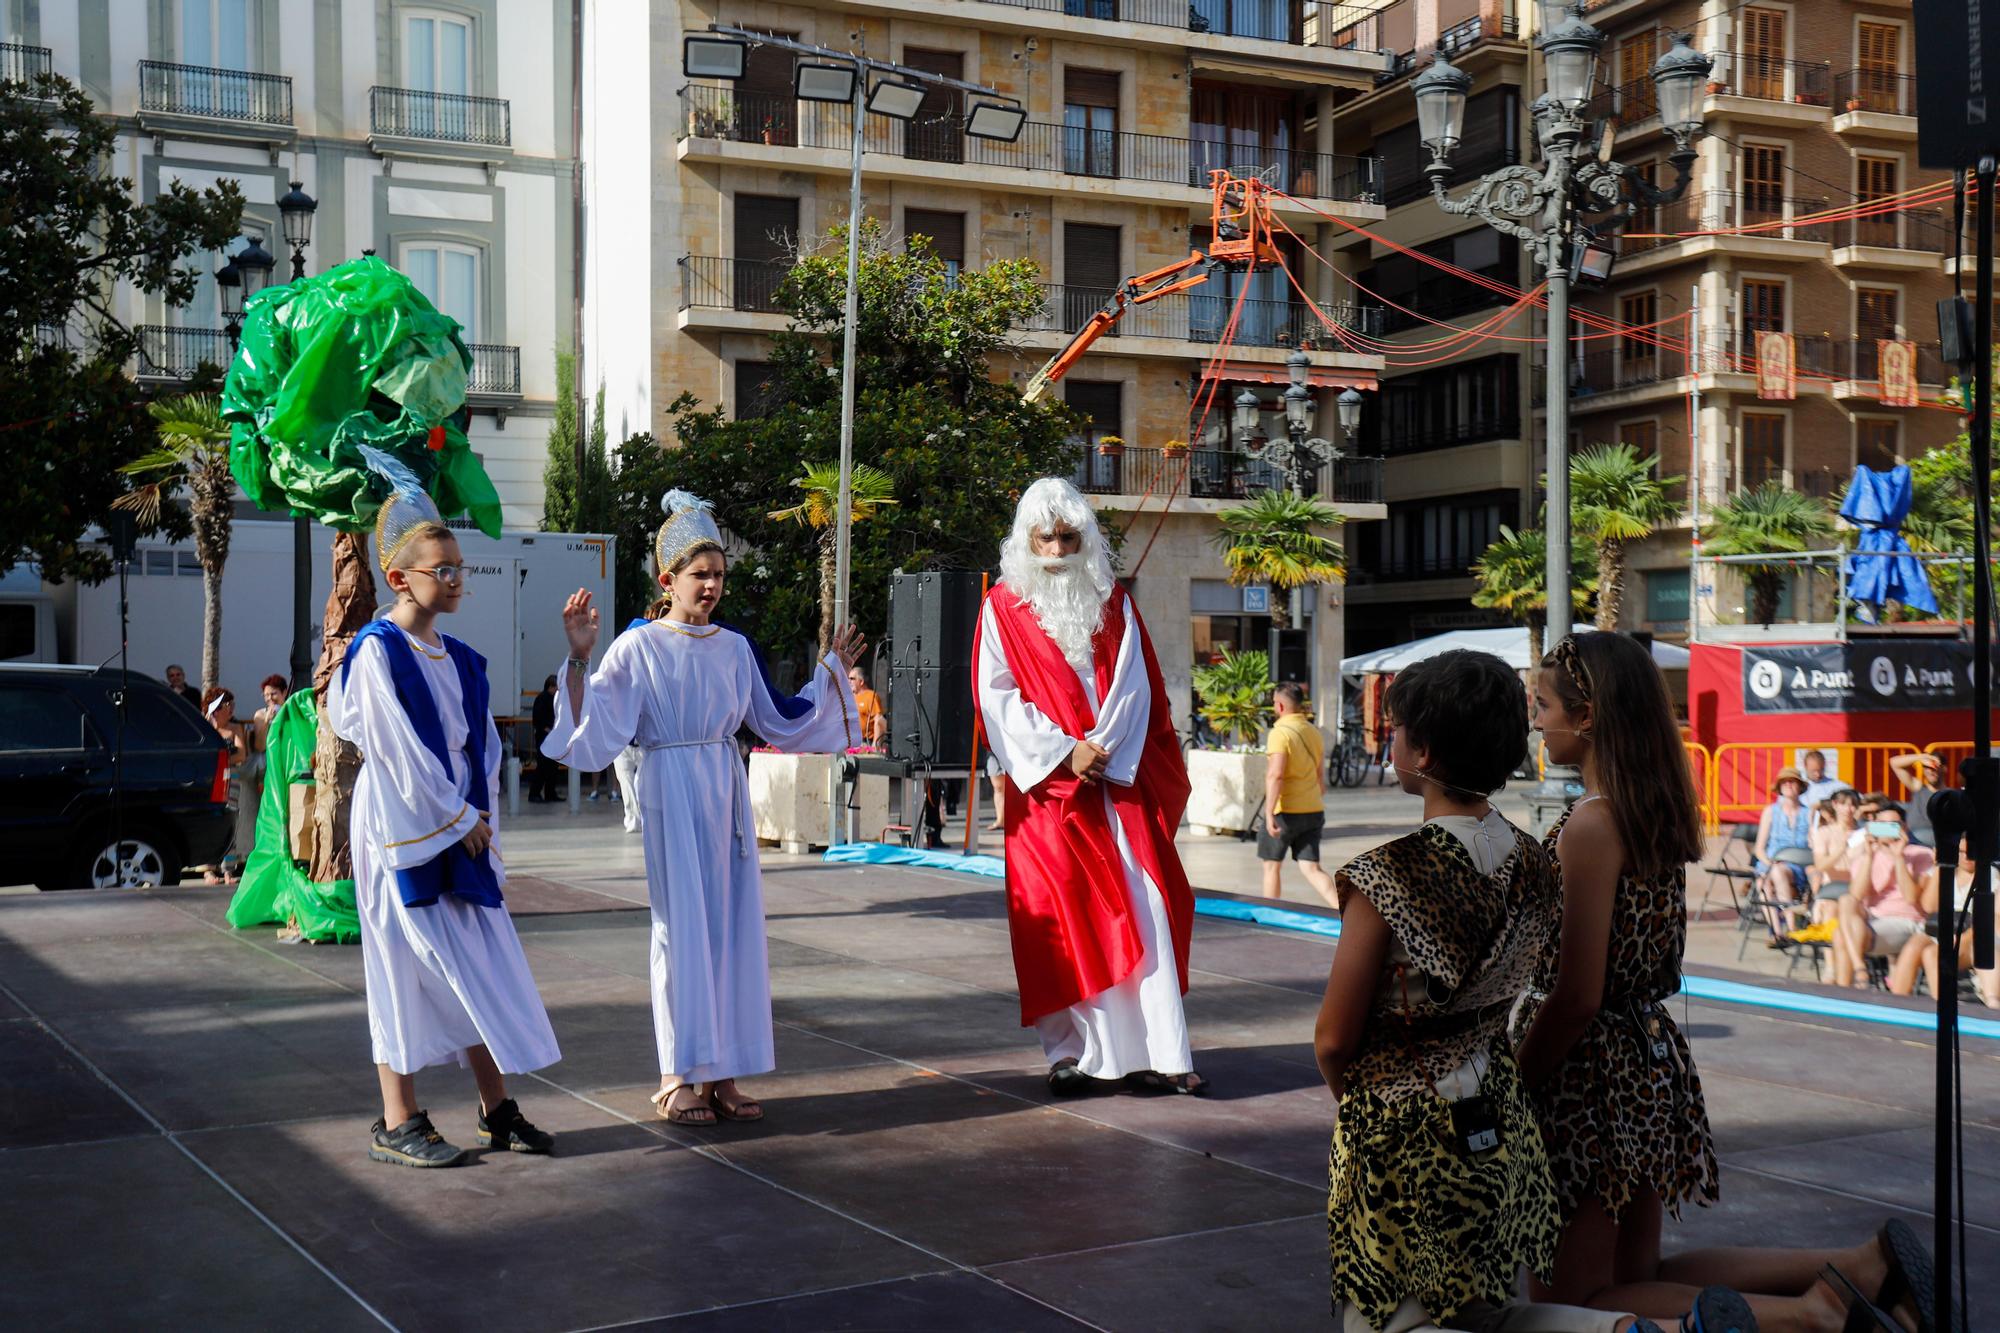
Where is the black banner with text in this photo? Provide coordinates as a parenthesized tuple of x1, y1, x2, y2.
(1741, 642, 1998, 714)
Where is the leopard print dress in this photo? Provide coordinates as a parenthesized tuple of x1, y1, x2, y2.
(1330, 820, 1564, 1329)
(1515, 804, 1720, 1224)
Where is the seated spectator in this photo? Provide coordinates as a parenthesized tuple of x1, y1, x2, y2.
(1798, 748, 1841, 813)
(1807, 788, 1861, 924)
(1888, 753, 1943, 847)
(1752, 768, 1813, 941)
(1832, 802, 1933, 989)
(1889, 836, 2000, 1005)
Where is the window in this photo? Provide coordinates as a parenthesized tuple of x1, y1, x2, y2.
(1062, 222, 1121, 330)
(1620, 291, 1659, 378)
(179, 0, 253, 70)
(734, 361, 776, 420)
(1855, 287, 1899, 378)
(732, 195, 799, 313)
(1741, 412, 1786, 486)
(0, 603, 38, 661)
(0, 687, 88, 752)
(1063, 68, 1119, 179)
(1857, 419, 1899, 471)
(1190, 81, 1302, 189)
(1376, 87, 1522, 206)
(181, 224, 263, 331)
(905, 209, 966, 278)
(1617, 32, 1657, 119)
(1358, 227, 1512, 331)
(1855, 157, 1899, 246)
(904, 49, 964, 165)
(1365, 491, 1513, 580)
(1741, 279, 1785, 363)
(734, 30, 798, 146)
(1741, 144, 1786, 221)
(404, 11, 472, 96)
(1065, 380, 1123, 493)
(1857, 22, 1902, 111)
(1645, 570, 1690, 626)
(401, 242, 479, 338)
(1376, 355, 1520, 455)
(1739, 8, 1788, 100)
(1619, 419, 1659, 462)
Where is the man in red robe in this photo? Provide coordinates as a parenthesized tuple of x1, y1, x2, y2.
(973, 478, 1205, 1096)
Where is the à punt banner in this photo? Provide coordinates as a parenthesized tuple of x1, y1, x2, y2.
(1741, 641, 2000, 713)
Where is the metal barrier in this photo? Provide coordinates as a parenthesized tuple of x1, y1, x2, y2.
(1925, 741, 1976, 783)
(1535, 739, 1716, 831)
(1710, 742, 1920, 826)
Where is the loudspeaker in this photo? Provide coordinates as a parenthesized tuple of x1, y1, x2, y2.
(1914, 0, 2000, 168)
(886, 571, 984, 766)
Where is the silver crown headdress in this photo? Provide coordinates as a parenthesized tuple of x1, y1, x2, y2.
(364, 445, 447, 573)
(655, 489, 724, 574)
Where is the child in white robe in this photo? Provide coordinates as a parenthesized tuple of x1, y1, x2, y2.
(543, 490, 863, 1127)
(335, 488, 562, 1167)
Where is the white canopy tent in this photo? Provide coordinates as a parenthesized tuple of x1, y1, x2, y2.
(1340, 626, 1690, 677)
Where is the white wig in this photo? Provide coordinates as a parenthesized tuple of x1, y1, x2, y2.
(999, 477, 1116, 602)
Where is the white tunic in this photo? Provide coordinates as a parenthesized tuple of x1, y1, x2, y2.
(542, 621, 857, 1083)
(975, 599, 1194, 1080)
(333, 628, 562, 1076)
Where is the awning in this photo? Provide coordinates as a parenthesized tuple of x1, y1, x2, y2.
(1188, 51, 1386, 91)
(1201, 360, 1377, 389)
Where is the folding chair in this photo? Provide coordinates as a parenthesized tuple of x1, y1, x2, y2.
(1698, 824, 1758, 920)
(1736, 847, 1812, 961)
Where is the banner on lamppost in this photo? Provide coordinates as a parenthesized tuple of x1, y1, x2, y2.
(1756, 331, 1795, 400)
(1878, 338, 1918, 406)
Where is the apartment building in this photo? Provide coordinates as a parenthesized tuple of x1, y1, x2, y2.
(8, 1, 579, 529)
(1328, 0, 1956, 651)
(582, 0, 1399, 723)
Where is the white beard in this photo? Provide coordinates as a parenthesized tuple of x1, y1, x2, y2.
(1019, 554, 1106, 670)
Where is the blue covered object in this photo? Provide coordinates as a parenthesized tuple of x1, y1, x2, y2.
(822, 842, 1006, 878)
(1841, 465, 1939, 617)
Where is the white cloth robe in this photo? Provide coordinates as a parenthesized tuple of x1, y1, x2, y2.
(975, 599, 1194, 1080)
(332, 628, 562, 1076)
(542, 622, 858, 1083)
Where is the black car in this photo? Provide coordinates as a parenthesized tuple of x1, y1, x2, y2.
(0, 664, 232, 890)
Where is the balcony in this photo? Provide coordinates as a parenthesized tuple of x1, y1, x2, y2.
(1620, 190, 1831, 271)
(369, 87, 511, 167)
(1381, 8, 1523, 85)
(1, 42, 52, 90)
(1703, 53, 1832, 126)
(1585, 75, 1660, 141)
(464, 343, 522, 421)
(1830, 337, 1951, 402)
(1374, 285, 1513, 335)
(1832, 69, 1917, 139)
(136, 325, 234, 383)
(1072, 445, 1383, 507)
(678, 86, 1382, 212)
(894, 0, 1393, 70)
(1832, 209, 1950, 270)
(136, 60, 294, 152)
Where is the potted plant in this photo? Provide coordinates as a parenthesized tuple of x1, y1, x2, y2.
(690, 94, 732, 138)
(1845, 96, 1866, 112)
(1706, 79, 1726, 95)
(1183, 648, 1275, 836)
(1097, 433, 1126, 458)
(761, 115, 777, 145)
(1161, 436, 1190, 459)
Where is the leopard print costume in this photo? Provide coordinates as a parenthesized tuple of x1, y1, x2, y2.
(1514, 806, 1720, 1224)
(1330, 820, 1563, 1329)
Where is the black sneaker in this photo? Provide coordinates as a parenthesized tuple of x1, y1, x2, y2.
(477, 1098, 555, 1154)
(368, 1111, 467, 1168)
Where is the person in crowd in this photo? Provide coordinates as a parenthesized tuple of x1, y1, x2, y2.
(331, 485, 559, 1168)
(847, 664, 886, 749)
(1519, 632, 1939, 1330)
(1888, 753, 1943, 847)
(1831, 802, 1933, 991)
(544, 490, 861, 1127)
(1798, 749, 1840, 813)
(254, 675, 289, 730)
(165, 663, 201, 710)
(1891, 835, 2000, 1007)
(975, 478, 1204, 1098)
(199, 686, 253, 885)
(1806, 788, 1861, 925)
(228, 673, 288, 877)
(1259, 682, 1338, 910)
(1751, 768, 1814, 941)
(528, 675, 560, 802)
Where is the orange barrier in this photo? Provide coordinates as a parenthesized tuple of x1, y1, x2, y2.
(1684, 742, 1714, 832)
(1710, 742, 1920, 826)
(1925, 741, 1975, 783)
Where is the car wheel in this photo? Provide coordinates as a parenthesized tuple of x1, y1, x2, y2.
(63, 830, 183, 891)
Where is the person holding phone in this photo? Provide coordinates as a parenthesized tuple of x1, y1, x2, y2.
(1830, 803, 1933, 989)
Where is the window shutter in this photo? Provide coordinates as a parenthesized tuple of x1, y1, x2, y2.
(737, 31, 799, 145)
(1063, 222, 1121, 291)
(905, 209, 966, 268)
(1741, 9, 1786, 100)
(1742, 412, 1785, 485)
(1063, 68, 1120, 110)
(1857, 419, 1899, 470)
(1065, 380, 1122, 435)
(1742, 145, 1785, 213)
(733, 195, 799, 262)
(1619, 33, 1657, 116)
(1742, 279, 1785, 333)
(1857, 287, 1899, 340)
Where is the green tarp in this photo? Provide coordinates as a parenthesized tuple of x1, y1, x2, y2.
(226, 691, 358, 944)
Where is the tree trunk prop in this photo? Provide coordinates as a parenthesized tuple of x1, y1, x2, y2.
(308, 532, 376, 884)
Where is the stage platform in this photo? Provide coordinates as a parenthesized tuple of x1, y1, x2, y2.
(1, 819, 1994, 1330)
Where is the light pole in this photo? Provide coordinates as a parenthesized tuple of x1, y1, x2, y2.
(683, 29, 1025, 634)
(278, 182, 319, 693)
(216, 233, 275, 352)
(1412, 13, 1709, 825)
(1232, 350, 1344, 500)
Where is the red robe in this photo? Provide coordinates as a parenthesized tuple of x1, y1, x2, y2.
(974, 583, 1194, 1025)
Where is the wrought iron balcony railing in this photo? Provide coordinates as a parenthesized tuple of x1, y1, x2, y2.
(1072, 445, 1383, 504)
(370, 86, 511, 146)
(1, 42, 52, 88)
(1837, 337, 1950, 385)
(138, 59, 292, 125)
(1623, 190, 1831, 254)
(137, 325, 234, 380)
(1836, 208, 1950, 252)
(1705, 52, 1831, 106)
(971, 0, 1393, 50)
(679, 86, 1380, 204)
(465, 343, 521, 396)
(1833, 68, 1916, 117)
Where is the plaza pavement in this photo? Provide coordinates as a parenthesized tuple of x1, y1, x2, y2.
(0, 797, 1994, 1330)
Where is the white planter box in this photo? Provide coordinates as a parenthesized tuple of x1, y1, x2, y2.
(1184, 749, 1267, 837)
(748, 752, 891, 854)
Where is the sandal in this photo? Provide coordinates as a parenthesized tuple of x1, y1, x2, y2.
(1047, 1058, 1100, 1098)
(1876, 1217, 1958, 1333)
(1680, 1286, 1757, 1333)
(1123, 1070, 1210, 1096)
(650, 1083, 714, 1126)
(1822, 1265, 1900, 1333)
(705, 1081, 764, 1123)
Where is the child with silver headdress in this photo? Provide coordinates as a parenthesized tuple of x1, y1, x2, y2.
(332, 461, 561, 1167)
(543, 490, 864, 1126)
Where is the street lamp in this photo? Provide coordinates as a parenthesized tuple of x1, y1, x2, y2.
(278, 180, 317, 281)
(277, 182, 320, 694)
(1413, 26, 1711, 828)
(1336, 387, 1365, 440)
(216, 256, 243, 345)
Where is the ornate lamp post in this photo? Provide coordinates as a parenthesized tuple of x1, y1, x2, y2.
(1233, 349, 1344, 500)
(278, 180, 317, 281)
(276, 181, 319, 691)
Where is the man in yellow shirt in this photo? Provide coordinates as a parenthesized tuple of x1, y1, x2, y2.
(1259, 683, 1338, 908)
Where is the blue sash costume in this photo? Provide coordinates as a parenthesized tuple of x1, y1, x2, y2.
(341, 618, 503, 909)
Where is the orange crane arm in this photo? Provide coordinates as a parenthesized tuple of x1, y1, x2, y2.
(1022, 251, 1209, 405)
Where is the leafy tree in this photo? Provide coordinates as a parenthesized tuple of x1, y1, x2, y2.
(1211, 492, 1346, 630)
(0, 72, 245, 583)
(768, 462, 898, 653)
(115, 395, 234, 688)
(1700, 482, 1838, 627)
(541, 352, 613, 535)
(1568, 442, 1681, 630)
(619, 225, 1085, 674)
(1470, 525, 1597, 666)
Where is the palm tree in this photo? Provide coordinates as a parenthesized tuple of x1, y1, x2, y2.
(115, 394, 235, 688)
(1569, 442, 1682, 630)
(1211, 492, 1345, 631)
(769, 462, 898, 652)
(1701, 482, 1838, 627)
(1469, 524, 1598, 665)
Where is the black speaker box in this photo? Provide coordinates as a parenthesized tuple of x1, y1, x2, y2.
(886, 571, 984, 766)
(1914, 0, 2000, 168)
